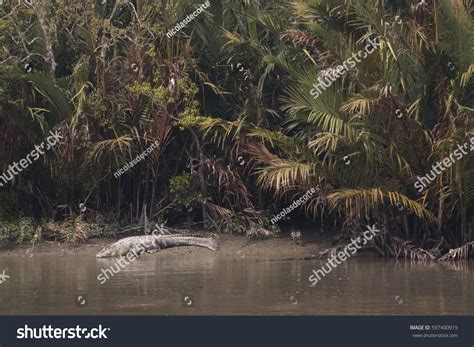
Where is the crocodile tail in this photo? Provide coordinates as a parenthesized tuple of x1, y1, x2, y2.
(204, 237, 219, 251)
(159, 236, 218, 251)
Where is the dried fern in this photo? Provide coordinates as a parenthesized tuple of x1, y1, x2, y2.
(280, 29, 322, 52)
(391, 236, 436, 260)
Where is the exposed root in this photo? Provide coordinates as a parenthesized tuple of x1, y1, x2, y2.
(374, 234, 474, 261)
(438, 242, 474, 261)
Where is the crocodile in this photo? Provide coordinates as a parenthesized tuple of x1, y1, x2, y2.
(96, 234, 218, 258)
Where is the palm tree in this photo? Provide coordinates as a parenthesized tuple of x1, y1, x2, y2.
(187, 0, 473, 253)
(0, 0, 473, 257)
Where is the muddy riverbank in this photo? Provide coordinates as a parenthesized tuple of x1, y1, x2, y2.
(0, 232, 336, 260)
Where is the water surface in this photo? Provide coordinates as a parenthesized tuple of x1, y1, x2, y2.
(0, 253, 472, 315)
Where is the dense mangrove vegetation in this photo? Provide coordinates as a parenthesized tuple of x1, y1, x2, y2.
(0, 0, 473, 259)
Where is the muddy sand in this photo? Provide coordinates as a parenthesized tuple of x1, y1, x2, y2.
(0, 232, 334, 260)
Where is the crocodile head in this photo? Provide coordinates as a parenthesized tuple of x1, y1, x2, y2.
(96, 245, 119, 258)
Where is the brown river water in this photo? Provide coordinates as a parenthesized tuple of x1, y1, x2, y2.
(0, 253, 473, 315)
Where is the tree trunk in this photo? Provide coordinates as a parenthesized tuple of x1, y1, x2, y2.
(189, 129, 209, 228)
(30, 0, 57, 77)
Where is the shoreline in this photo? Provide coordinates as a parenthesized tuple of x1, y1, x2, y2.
(0, 232, 334, 260)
